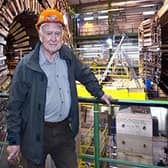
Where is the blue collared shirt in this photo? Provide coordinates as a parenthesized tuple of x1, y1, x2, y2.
(39, 46, 71, 122)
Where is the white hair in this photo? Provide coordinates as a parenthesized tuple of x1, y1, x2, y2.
(39, 22, 63, 35)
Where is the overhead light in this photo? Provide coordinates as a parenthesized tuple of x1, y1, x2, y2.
(84, 17, 94, 21)
(106, 38, 112, 49)
(143, 11, 155, 15)
(108, 8, 124, 12)
(76, 47, 101, 50)
(98, 8, 124, 13)
(85, 12, 93, 15)
(111, 0, 139, 7)
(98, 15, 108, 19)
(98, 10, 108, 14)
(140, 4, 155, 8)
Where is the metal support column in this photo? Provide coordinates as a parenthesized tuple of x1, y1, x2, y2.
(108, 0, 113, 35)
(94, 103, 100, 168)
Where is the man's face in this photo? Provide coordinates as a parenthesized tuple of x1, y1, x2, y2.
(39, 22, 63, 56)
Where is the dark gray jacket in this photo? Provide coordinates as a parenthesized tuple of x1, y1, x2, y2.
(7, 42, 104, 164)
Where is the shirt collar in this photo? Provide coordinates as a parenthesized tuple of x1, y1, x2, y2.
(39, 45, 59, 65)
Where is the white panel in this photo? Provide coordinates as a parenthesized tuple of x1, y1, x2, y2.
(116, 112, 152, 137)
(150, 107, 167, 132)
(117, 134, 152, 155)
(117, 151, 153, 165)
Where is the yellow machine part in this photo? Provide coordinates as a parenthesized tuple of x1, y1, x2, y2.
(79, 160, 95, 168)
(77, 83, 146, 100)
(79, 125, 108, 168)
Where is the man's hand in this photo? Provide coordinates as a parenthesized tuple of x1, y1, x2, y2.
(101, 94, 112, 105)
(7, 145, 20, 165)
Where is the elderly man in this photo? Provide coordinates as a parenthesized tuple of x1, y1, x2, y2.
(6, 9, 111, 168)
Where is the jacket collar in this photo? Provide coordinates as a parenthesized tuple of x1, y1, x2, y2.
(25, 41, 72, 72)
(59, 44, 72, 62)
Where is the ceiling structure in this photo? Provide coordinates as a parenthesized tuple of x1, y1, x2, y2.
(67, 0, 164, 34)
(67, 0, 163, 10)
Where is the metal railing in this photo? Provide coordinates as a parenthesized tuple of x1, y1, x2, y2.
(0, 93, 168, 167)
(79, 97, 168, 168)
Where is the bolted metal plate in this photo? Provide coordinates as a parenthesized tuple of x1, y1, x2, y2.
(116, 112, 152, 137)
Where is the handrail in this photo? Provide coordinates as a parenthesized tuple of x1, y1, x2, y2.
(2, 92, 167, 107)
(0, 141, 8, 145)
(79, 97, 168, 108)
(79, 97, 167, 168)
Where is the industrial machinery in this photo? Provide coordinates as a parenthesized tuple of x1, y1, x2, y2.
(79, 103, 109, 168)
(116, 106, 153, 165)
(77, 34, 146, 100)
